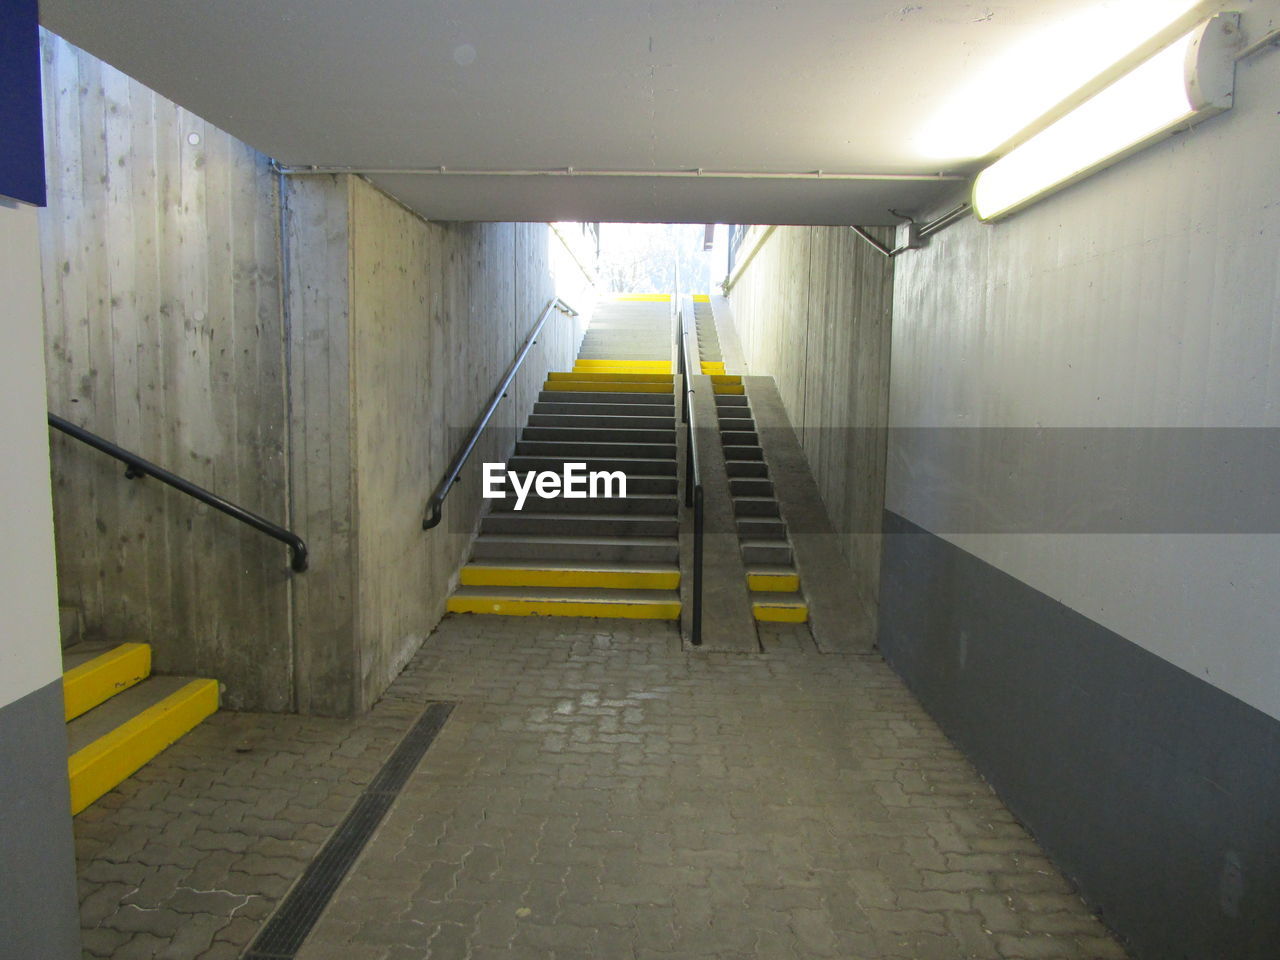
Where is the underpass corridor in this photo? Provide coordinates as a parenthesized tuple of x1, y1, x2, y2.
(74, 616, 1125, 960)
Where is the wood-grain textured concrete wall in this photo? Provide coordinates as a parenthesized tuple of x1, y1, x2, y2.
(726, 225, 894, 620)
(290, 177, 586, 714)
(38, 33, 587, 716)
(38, 32, 292, 711)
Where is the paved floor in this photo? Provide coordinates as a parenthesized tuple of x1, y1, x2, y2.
(74, 615, 1128, 959)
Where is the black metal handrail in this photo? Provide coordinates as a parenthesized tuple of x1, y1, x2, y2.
(422, 297, 578, 530)
(676, 295, 704, 646)
(48, 413, 309, 572)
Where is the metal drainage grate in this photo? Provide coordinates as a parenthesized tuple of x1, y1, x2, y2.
(242, 701, 455, 960)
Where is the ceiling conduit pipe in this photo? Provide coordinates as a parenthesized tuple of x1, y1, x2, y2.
(850, 202, 972, 258)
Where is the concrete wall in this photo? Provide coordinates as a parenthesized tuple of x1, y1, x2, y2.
(287, 175, 587, 714)
(38, 32, 292, 710)
(0, 200, 81, 957)
(38, 33, 589, 716)
(726, 224, 895, 618)
(882, 11, 1280, 958)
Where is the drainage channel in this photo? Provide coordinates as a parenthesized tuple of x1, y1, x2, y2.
(242, 701, 455, 960)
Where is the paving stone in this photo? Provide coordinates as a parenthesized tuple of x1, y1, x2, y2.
(73, 614, 1127, 959)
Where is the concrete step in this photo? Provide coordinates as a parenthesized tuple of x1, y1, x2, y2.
(746, 566, 801, 592)
(448, 586, 680, 620)
(725, 460, 769, 478)
(741, 539, 793, 565)
(751, 593, 809, 623)
(714, 394, 749, 407)
(528, 413, 675, 430)
(489, 492, 677, 515)
(471, 534, 679, 563)
(717, 408, 752, 421)
(59, 605, 81, 648)
(723, 445, 764, 461)
(544, 380, 674, 395)
(538, 390, 676, 405)
(522, 426, 676, 444)
(720, 419, 755, 432)
(481, 513, 680, 537)
(547, 371, 673, 384)
(730, 478, 774, 497)
(722, 430, 759, 446)
(738, 517, 787, 539)
(533, 401, 675, 417)
(62, 641, 151, 722)
(66, 673, 218, 814)
(515, 440, 677, 460)
(504, 471, 677, 494)
(573, 360, 672, 373)
(576, 351, 671, 357)
(507, 455, 677, 476)
(713, 382, 745, 395)
(459, 560, 679, 590)
(733, 497, 780, 518)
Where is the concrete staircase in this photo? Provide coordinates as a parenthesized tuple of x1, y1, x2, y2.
(60, 622, 218, 814)
(695, 298, 808, 623)
(447, 296, 683, 620)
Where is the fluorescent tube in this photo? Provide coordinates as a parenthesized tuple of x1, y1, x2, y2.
(972, 14, 1239, 222)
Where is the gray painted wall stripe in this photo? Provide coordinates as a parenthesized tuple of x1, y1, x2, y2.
(878, 510, 1280, 960)
(0, 680, 81, 958)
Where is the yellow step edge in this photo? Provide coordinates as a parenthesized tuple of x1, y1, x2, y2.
(574, 360, 672, 372)
(752, 601, 809, 623)
(544, 381, 674, 394)
(62, 643, 152, 722)
(692, 294, 711, 302)
(68, 678, 219, 815)
(710, 374, 742, 384)
(713, 383, 746, 395)
(573, 367, 672, 376)
(448, 596, 681, 620)
(548, 371, 674, 383)
(613, 294, 671, 301)
(700, 362, 726, 375)
(461, 565, 680, 590)
(747, 573, 800, 592)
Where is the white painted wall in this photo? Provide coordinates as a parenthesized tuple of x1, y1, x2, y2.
(0, 201, 63, 709)
(889, 15, 1280, 720)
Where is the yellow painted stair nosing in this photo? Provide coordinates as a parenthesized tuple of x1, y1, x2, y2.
(68, 678, 219, 815)
(710, 375, 742, 384)
(747, 573, 800, 592)
(448, 596, 681, 620)
(460, 565, 680, 590)
(752, 602, 809, 623)
(713, 383, 746, 395)
(574, 361, 672, 372)
(700, 362, 726, 374)
(62, 642, 151, 722)
(544, 381, 674, 394)
(692, 294, 711, 302)
(548, 371, 674, 383)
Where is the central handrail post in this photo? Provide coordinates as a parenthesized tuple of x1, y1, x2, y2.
(676, 283, 703, 646)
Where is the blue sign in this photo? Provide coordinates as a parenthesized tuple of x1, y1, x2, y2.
(0, 0, 46, 206)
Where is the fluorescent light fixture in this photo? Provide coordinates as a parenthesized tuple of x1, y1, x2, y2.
(972, 13, 1239, 221)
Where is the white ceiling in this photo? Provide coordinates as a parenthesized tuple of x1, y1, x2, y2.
(39, 0, 1214, 224)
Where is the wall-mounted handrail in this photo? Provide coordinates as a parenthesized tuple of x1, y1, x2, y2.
(422, 297, 578, 531)
(676, 294, 704, 646)
(48, 413, 309, 572)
